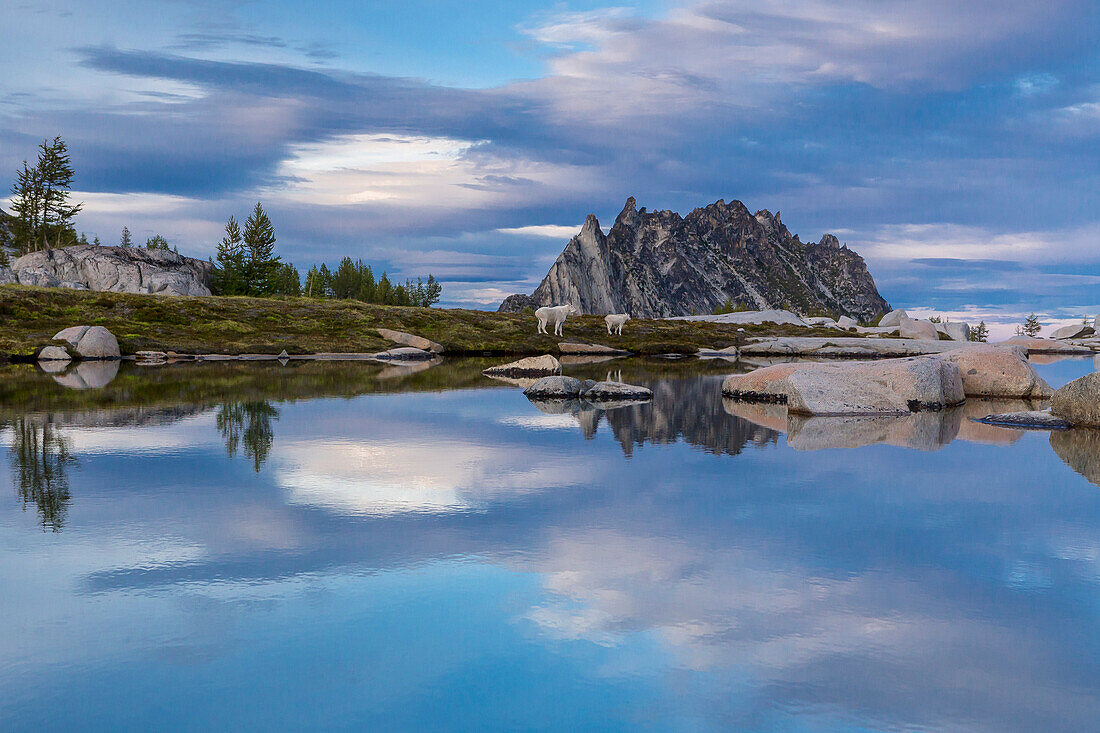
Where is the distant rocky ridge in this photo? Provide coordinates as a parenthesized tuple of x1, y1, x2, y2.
(499, 197, 890, 322)
(0, 244, 212, 296)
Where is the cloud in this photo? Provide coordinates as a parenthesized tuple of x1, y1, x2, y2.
(496, 224, 582, 238)
(4, 2, 1100, 314)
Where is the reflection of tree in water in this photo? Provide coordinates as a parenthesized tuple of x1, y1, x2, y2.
(6, 418, 75, 532)
(216, 402, 280, 471)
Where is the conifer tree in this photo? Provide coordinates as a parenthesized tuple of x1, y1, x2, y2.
(969, 321, 989, 342)
(1015, 313, 1041, 337)
(120, 226, 132, 247)
(8, 137, 82, 254)
(242, 202, 279, 295)
(213, 216, 247, 295)
(145, 234, 169, 250)
(36, 137, 81, 249)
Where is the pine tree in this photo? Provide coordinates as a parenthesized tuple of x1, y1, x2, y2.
(9, 161, 42, 254)
(270, 262, 301, 296)
(120, 226, 132, 247)
(213, 216, 247, 295)
(145, 234, 169, 250)
(92, 235, 100, 247)
(970, 321, 989, 342)
(316, 264, 333, 297)
(36, 137, 81, 249)
(1016, 314, 1041, 337)
(8, 137, 82, 254)
(420, 274, 442, 307)
(242, 202, 279, 295)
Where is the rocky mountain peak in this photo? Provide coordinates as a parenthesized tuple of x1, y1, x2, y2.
(498, 196, 890, 322)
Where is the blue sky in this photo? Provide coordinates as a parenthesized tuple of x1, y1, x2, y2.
(3, 0, 1100, 332)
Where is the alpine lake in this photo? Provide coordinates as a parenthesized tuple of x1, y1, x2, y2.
(1, 353, 1099, 731)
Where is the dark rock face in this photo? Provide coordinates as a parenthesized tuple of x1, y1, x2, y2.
(499, 197, 890, 322)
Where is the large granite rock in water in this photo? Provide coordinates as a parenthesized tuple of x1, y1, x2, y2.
(499, 197, 889, 321)
(1051, 372, 1100, 427)
(938, 345, 1053, 398)
(722, 356, 965, 415)
(52, 325, 121, 359)
(10, 245, 212, 295)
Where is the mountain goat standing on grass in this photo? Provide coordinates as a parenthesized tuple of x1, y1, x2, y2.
(535, 304, 578, 336)
(605, 313, 630, 335)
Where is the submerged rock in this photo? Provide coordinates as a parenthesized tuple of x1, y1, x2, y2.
(972, 411, 1072, 430)
(483, 354, 562, 377)
(1051, 372, 1100, 427)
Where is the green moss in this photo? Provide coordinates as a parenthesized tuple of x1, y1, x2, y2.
(0, 284, 866, 359)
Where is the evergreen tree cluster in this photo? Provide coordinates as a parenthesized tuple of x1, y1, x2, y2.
(8, 136, 83, 254)
(303, 257, 442, 307)
(211, 203, 300, 297)
(1015, 313, 1042, 337)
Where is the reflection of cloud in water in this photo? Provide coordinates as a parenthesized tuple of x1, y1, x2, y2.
(521, 527, 1100, 730)
(277, 438, 597, 516)
(498, 413, 582, 431)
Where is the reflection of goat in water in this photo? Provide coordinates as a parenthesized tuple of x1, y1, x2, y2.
(535, 304, 578, 336)
(604, 313, 630, 335)
(606, 369, 622, 383)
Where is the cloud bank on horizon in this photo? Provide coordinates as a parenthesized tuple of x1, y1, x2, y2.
(3, 0, 1100, 331)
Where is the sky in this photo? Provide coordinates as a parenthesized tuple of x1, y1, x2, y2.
(3, 0, 1100, 334)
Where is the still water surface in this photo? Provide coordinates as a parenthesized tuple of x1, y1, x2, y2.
(1, 356, 1099, 731)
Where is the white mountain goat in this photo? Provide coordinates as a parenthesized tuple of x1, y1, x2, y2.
(604, 313, 630, 335)
(535, 304, 578, 336)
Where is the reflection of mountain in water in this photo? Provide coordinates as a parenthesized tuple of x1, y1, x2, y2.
(596, 375, 781, 457)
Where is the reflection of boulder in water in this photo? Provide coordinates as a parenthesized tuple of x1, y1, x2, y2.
(51, 360, 120, 390)
(728, 394, 1040, 450)
(601, 375, 780, 457)
(1050, 429, 1100, 488)
(376, 356, 442, 380)
(785, 409, 962, 451)
(530, 398, 602, 438)
(485, 373, 541, 390)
